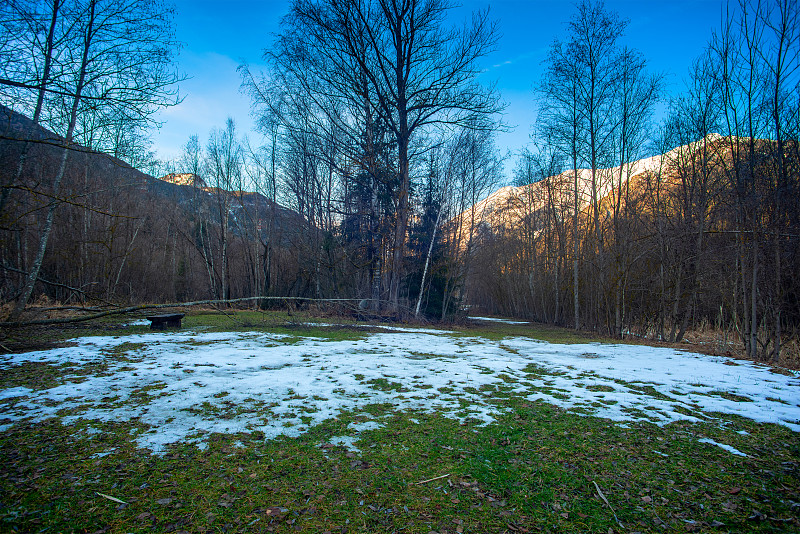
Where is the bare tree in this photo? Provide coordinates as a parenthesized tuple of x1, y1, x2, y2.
(538, 11, 586, 330)
(414, 149, 446, 318)
(205, 118, 243, 302)
(266, 0, 502, 312)
(243, 135, 279, 304)
(441, 126, 503, 318)
(0, 0, 71, 218)
(567, 0, 626, 254)
(607, 48, 662, 336)
(535, 0, 660, 333)
(711, 0, 800, 361)
(4, 0, 181, 318)
(0, 0, 69, 122)
(513, 141, 567, 323)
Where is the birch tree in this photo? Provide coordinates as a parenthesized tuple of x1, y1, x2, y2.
(3, 0, 181, 318)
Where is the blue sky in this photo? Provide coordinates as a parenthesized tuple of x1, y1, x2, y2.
(151, 0, 726, 180)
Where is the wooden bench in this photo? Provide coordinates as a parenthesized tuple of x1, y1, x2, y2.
(146, 313, 185, 330)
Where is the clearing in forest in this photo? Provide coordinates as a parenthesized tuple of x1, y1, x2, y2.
(1, 317, 799, 532)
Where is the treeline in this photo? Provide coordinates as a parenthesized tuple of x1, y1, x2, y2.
(0, 105, 315, 309)
(0, 0, 504, 320)
(149, 0, 506, 317)
(234, 0, 504, 316)
(1, 0, 798, 364)
(0, 0, 181, 320)
(158, 117, 503, 319)
(158, 116, 502, 316)
(468, 0, 800, 363)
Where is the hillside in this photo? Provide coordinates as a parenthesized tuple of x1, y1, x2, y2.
(456, 135, 725, 233)
(0, 105, 306, 307)
(159, 172, 207, 187)
(455, 133, 799, 364)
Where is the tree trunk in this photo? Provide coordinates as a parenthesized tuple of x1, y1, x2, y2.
(415, 200, 444, 318)
(9, 0, 95, 320)
(390, 133, 410, 312)
(772, 231, 781, 362)
(749, 241, 758, 360)
(573, 166, 580, 331)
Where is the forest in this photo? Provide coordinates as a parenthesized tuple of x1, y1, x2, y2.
(0, 0, 798, 364)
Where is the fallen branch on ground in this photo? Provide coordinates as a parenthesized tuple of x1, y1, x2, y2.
(95, 492, 127, 504)
(415, 474, 450, 485)
(593, 480, 623, 529)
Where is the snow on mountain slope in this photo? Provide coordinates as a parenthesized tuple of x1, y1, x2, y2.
(457, 134, 724, 231)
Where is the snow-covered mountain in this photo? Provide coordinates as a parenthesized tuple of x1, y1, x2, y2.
(158, 172, 207, 188)
(456, 133, 726, 232)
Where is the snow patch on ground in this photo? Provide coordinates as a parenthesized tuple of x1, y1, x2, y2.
(348, 421, 384, 432)
(300, 322, 454, 334)
(698, 438, 749, 457)
(92, 448, 117, 458)
(329, 435, 361, 453)
(368, 325, 455, 334)
(470, 316, 529, 324)
(1, 327, 798, 454)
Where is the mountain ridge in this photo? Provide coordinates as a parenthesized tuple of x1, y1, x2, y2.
(0, 105, 306, 304)
(458, 133, 727, 232)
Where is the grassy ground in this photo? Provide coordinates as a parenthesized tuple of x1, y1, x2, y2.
(0, 309, 595, 356)
(1, 312, 799, 533)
